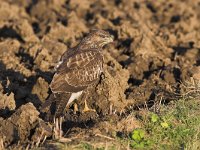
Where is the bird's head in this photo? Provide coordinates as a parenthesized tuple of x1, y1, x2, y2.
(79, 29, 114, 50)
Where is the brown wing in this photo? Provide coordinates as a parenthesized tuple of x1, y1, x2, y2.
(50, 50, 103, 93)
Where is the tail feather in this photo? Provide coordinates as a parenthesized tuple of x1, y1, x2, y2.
(40, 94, 55, 113)
(40, 93, 72, 118)
(55, 93, 72, 117)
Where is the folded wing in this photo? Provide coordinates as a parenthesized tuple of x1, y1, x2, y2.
(50, 50, 103, 93)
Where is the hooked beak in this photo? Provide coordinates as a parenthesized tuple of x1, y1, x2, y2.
(110, 35, 114, 42)
(105, 35, 114, 44)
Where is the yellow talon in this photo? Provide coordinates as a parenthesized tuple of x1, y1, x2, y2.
(82, 99, 96, 113)
(73, 103, 78, 114)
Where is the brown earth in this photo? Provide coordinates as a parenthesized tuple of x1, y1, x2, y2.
(0, 0, 200, 149)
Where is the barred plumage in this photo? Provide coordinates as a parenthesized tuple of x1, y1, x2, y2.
(41, 29, 113, 118)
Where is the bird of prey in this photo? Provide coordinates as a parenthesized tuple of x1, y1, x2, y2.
(41, 29, 113, 118)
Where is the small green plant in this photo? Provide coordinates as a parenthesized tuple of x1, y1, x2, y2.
(150, 113, 169, 128)
(144, 99, 200, 149)
(150, 113, 159, 123)
(160, 121, 169, 128)
(130, 129, 152, 149)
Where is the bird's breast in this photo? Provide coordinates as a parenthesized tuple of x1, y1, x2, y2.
(66, 91, 83, 106)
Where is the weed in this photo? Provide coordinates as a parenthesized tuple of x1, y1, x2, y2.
(130, 128, 152, 149)
(132, 98, 200, 149)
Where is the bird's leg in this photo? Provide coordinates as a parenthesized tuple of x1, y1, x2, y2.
(82, 87, 97, 113)
(73, 103, 78, 114)
(83, 99, 96, 113)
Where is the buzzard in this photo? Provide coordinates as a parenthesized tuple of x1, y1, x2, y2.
(41, 29, 113, 118)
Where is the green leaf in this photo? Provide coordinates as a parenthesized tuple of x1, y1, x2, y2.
(131, 131, 141, 142)
(139, 129, 145, 138)
(151, 114, 159, 123)
(130, 141, 137, 147)
(160, 122, 169, 128)
(131, 129, 145, 142)
(145, 140, 153, 146)
(135, 142, 145, 148)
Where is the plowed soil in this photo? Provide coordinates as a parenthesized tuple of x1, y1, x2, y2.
(0, 0, 200, 149)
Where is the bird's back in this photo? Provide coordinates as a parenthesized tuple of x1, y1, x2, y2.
(50, 49, 104, 93)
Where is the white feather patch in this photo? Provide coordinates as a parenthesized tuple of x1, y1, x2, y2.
(66, 91, 83, 106)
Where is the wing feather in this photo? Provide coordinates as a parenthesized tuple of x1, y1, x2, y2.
(50, 49, 103, 93)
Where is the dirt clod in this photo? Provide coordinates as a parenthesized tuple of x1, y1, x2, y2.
(0, 83, 15, 112)
(0, 103, 39, 146)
